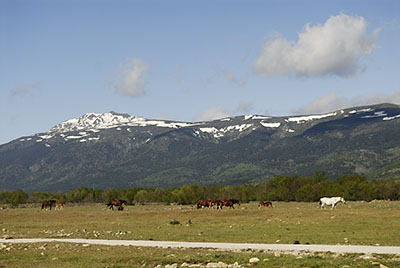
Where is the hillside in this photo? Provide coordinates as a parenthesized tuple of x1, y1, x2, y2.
(1, 103, 400, 192)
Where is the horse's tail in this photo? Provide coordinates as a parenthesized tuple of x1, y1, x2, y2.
(41, 203, 45, 210)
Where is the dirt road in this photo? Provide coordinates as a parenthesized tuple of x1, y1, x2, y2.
(1, 238, 400, 255)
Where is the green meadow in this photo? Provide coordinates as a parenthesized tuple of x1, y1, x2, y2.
(1, 201, 400, 267)
(1, 201, 400, 245)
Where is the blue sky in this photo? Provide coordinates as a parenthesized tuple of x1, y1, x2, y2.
(1, 0, 399, 145)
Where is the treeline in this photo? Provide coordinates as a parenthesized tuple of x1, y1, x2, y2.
(1, 173, 400, 207)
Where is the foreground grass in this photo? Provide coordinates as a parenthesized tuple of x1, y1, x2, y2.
(1, 201, 400, 246)
(1, 242, 399, 268)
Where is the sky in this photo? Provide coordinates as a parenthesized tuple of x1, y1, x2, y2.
(1, 0, 400, 145)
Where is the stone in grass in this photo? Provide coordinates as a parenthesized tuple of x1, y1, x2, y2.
(169, 220, 181, 225)
(249, 257, 260, 263)
(206, 262, 228, 268)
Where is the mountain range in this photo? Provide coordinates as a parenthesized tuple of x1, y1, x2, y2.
(1, 103, 400, 193)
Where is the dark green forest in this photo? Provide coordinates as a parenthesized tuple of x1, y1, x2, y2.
(1, 173, 400, 207)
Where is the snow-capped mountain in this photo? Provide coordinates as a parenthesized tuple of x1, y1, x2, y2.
(49, 112, 195, 133)
(1, 103, 400, 192)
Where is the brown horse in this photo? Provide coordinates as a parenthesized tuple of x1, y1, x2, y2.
(107, 199, 128, 210)
(196, 200, 222, 209)
(210, 200, 222, 209)
(55, 202, 65, 210)
(197, 200, 211, 209)
(229, 199, 241, 208)
(41, 200, 57, 210)
(258, 201, 273, 208)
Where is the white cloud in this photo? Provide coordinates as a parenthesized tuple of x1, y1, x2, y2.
(236, 101, 253, 114)
(10, 83, 37, 97)
(225, 71, 246, 86)
(295, 91, 400, 114)
(254, 14, 378, 78)
(194, 106, 231, 122)
(115, 57, 149, 97)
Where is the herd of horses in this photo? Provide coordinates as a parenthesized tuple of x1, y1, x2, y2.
(41, 199, 129, 211)
(196, 199, 241, 209)
(41, 200, 65, 210)
(40, 196, 346, 211)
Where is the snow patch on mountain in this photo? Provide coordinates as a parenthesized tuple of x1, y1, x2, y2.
(286, 112, 337, 124)
(260, 122, 281, 128)
(199, 124, 253, 138)
(244, 115, 271, 120)
(383, 114, 400, 121)
(349, 108, 373, 114)
(361, 111, 387, 119)
(50, 112, 195, 133)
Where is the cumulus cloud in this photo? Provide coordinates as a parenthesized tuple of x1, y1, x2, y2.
(194, 106, 231, 122)
(115, 57, 149, 97)
(295, 91, 400, 114)
(254, 14, 378, 78)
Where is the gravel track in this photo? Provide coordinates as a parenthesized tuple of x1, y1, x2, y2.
(1, 238, 400, 255)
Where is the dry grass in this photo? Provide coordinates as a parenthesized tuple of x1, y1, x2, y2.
(1, 201, 400, 267)
(1, 201, 400, 246)
(1, 242, 399, 268)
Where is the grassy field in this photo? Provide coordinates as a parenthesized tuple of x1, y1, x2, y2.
(1, 201, 400, 267)
(1, 242, 400, 268)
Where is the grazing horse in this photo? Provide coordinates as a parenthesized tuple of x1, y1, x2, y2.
(210, 200, 222, 209)
(319, 197, 345, 209)
(55, 202, 65, 210)
(197, 200, 211, 209)
(107, 199, 128, 211)
(258, 201, 273, 208)
(41, 200, 57, 210)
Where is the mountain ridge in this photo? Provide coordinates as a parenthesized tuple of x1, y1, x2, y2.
(1, 103, 400, 192)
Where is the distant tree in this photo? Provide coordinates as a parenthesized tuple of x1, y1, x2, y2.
(103, 188, 121, 203)
(337, 174, 368, 200)
(123, 188, 142, 204)
(171, 184, 202, 205)
(28, 192, 53, 203)
(9, 189, 28, 207)
(134, 189, 152, 204)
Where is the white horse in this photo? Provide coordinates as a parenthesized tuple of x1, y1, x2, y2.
(319, 197, 345, 209)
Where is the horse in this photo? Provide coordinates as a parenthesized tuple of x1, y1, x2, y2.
(230, 199, 241, 207)
(55, 202, 65, 210)
(221, 199, 241, 209)
(107, 199, 128, 211)
(258, 201, 273, 208)
(210, 200, 222, 209)
(41, 200, 57, 210)
(319, 197, 345, 209)
(197, 200, 211, 209)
